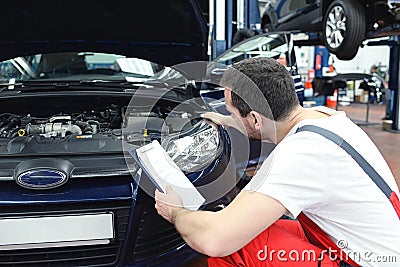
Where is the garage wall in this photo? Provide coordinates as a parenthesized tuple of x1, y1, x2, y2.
(332, 45, 389, 74)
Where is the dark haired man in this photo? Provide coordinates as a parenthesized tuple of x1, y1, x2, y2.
(155, 57, 400, 266)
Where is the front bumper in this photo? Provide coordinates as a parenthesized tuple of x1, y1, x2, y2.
(0, 144, 231, 266)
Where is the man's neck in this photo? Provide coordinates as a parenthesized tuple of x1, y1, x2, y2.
(275, 106, 330, 143)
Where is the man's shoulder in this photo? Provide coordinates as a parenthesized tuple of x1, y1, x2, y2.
(274, 120, 364, 169)
(279, 128, 334, 153)
(283, 113, 364, 151)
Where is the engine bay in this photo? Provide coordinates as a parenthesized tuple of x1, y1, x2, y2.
(1, 106, 197, 137)
(0, 110, 119, 139)
(0, 94, 208, 155)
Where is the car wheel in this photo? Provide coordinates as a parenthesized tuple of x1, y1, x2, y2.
(263, 23, 273, 33)
(323, 0, 365, 60)
(232, 28, 255, 45)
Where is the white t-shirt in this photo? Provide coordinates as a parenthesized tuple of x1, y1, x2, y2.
(244, 106, 400, 267)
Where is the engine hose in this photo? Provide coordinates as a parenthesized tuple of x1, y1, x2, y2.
(8, 128, 23, 138)
(65, 124, 82, 135)
(75, 121, 93, 134)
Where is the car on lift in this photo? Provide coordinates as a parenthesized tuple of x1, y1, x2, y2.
(203, 32, 304, 183)
(0, 0, 238, 266)
(259, 0, 400, 60)
(212, 32, 304, 103)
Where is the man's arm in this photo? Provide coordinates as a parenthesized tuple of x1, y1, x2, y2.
(155, 188, 287, 257)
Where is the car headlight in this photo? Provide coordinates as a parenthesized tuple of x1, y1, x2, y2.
(161, 120, 222, 172)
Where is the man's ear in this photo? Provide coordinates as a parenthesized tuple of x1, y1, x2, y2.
(249, 111, 263, 130)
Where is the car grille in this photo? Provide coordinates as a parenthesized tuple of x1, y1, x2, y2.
(132, 198, 185, 262)
(0, 200, 131, 267)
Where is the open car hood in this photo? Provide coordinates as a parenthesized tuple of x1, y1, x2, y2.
(0, 0, 207, 66)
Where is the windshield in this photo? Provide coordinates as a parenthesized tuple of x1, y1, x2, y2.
(0, 52, 186, 84)
(215, 33, 291, 66)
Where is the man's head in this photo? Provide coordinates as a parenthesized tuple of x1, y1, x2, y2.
(221, 57, 299, 122)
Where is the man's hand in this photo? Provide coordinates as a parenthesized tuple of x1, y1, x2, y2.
(201, 112, 246, 135)
(201, 112, 234, 127)
(155, 185, 186, 224)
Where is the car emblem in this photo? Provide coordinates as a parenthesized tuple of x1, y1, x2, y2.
(16, 169, 68, 190)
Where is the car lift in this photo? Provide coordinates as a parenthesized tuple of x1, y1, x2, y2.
(388, 37, 400, 132)
(209, 0, 260, 59)
(368, 36, 400, 132)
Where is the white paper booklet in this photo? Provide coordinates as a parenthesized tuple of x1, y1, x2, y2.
(130, 140, 205, 210)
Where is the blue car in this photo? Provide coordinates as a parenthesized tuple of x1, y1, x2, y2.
(260, 0, 400, 60)
(0, 0, 237, 266)
(202, 32, 304, 182)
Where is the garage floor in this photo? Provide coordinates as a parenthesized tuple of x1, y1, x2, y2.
(338, 103, 400, 189)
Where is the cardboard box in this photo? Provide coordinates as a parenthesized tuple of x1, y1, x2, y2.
(382, 120, 393, 131)
(355, 91, 369, 103)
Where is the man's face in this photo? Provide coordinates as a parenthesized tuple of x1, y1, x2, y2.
(224, 89, 262, 140)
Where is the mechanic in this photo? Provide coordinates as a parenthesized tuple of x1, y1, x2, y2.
(155, 57, 400, 267)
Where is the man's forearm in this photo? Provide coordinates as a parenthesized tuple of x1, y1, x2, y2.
(172, 208, 218, 255)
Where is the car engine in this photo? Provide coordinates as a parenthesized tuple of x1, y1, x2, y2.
(0, 108, 121, 139)
(0, 106, 195, 141)
(0, 93, 212, 156)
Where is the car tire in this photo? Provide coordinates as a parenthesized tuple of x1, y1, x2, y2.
(263, 23, 273, 33)
(261, 15, 273, 32)
(323, 0, 365, 60)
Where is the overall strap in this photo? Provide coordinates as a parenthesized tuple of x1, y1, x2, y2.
(295, 125, 400, 267)
(297, 125, 400, 218)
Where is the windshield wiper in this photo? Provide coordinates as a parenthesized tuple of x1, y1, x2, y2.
(79, 79, 135, 87)
(0, 80, 142, 93)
